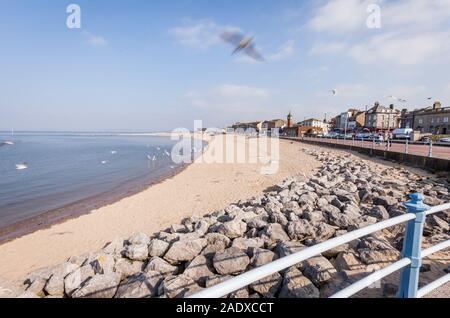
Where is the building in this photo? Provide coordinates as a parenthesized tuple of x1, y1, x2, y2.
(400, 109, 414, 129)
(261, 119, 286, 130)
(287, 112, 294, 128)
(232, 121, 262, 132)
(347, 111, 366, 130)
(413, 102, 450, 135)
(364, 102, 400, 131)
(298, 118, 330, 134)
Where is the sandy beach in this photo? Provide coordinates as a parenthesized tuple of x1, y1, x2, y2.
(0, 135, 320, 281)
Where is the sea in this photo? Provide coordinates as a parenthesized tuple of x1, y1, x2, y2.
(0, 132, 201, 240)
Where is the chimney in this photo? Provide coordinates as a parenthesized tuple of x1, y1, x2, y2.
(389, 104, 395, 110)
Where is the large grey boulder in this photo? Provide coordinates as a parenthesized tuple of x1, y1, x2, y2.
(276, 241, 306, 258)
(217, 220, 247, 239)
(213, 247, 250, 275)
(335, 252, 365, 271)
(231, 238, 265, 252)
(115, 271, 163, 298)
(164, 239, 206, 264)
(202, 233, 231, 255)
(368, 206, 390, 221)
(302, 257, 337, 285)
(64, 265, 95, 296)
(90, 253, 115, 275)
(71, 273, 121, 298)
(145, 257, 178, 275)
(0, 278, 24, 298)
(261, 224, 290, 245)
(44, 262, 79, 296)
(127, 232, 151, 245)
(183, 255, 215, 283)
(125, 244, 149, 262)
(159, 275, 196, 298)
(249, 273, 282, 297)
(102, 238, 125, 255)
(287, 220, 315, 241)
(250, 248, 276, 267)
(114, 259, 144, 280)
(148, 239, 170, 258)
(279, 267, 319, 298)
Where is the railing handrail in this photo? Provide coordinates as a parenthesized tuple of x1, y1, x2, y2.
(189, 196, 450, 299)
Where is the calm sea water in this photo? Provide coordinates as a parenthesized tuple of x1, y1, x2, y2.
(0, 133, 193, 228)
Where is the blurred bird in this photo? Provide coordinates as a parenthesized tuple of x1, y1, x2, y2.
(15, 162, 28, 170)
(427, 97, 433, 100)
(331, 89, 338, 96)
(0, 141, 14, 147)
(220, 31, 265, 62)
(110, 150, 117, 155)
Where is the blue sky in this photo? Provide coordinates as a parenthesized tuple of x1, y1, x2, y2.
(1, 0, 449, 131)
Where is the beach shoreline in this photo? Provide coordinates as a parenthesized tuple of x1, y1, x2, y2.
(0, 136, 322, 280)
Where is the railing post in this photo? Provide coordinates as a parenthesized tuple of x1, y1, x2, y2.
(398, 193, 430, 298)
(428, 141, 433, 158)
(405, 139, 409, 155)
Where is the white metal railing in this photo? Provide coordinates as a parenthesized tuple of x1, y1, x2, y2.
(189, 195, 450, 299)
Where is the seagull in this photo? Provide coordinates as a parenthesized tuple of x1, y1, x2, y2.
(398, 99, 407, 103)
(15, 162, 28, 170)
(220, 31, 265, 62)
(101, 160, 108, 165)
(331, 89, 338, 96)
(0, 141, 14, 147)
(427, 97, 433, 100)
(110, 151, 117, 155)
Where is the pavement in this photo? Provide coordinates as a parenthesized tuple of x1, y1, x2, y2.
(301, 137, 450, 160)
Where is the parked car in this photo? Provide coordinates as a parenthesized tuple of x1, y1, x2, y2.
(356, 132, 372, 139)
(439, 137, 450, 143)
(420, 136, 432, 144)
(393, 128, 413, 140)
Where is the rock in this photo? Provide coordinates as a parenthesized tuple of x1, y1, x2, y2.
(64, 265, 95, 296)
(72, 273, 121, 298)
(127, 232, 151, 245)
(202, 233, 231, 256)
(250, 248, 276, 267)
(424, 196, 444, 206)
(148, 239, 170, 258)
(115, 271, 163, 298)
(194, 220, 210, 235)
(279, 267, 319, 298)
(125, 244, 149, 262)
(335, 252, 365, 271)
(0, 278, 24, 298)
(25, 277, 47, 297)
(322, 244, 351, 259)
(276, 241, 306, 258)
(159, 275, 196, 298)
(359, 249, 400, 265)
(217, 220, 247, 239)
(145, 257, 178, 275)
(261, 224, 290, 245)
(90, 253, 115, 274)
(302, 257, 337, 285)
(249, 272, 282, 297)
(102, 238, 125, 255)
(205, 275, 232, 288)
(428, 216, 449, 231)
(114, 259, 143, 280)
(247, 218, 268, 230)
(270, 212, 289, 226)
(314, 223, 337, 241)
(164, 239, 206, 264)
(287, 220, 315, 241)
(171, 224, 190, 234)
(420, 263, 432, 273)
(213, 247, 250, 275)
(231, 238, 264, 252)
(383, 283, 398, 297)
(303, 211, 326, 223)
(17, 292, 40, 298)
(44, 262, 79, 296)
(373, 196, 398, 208)
(368, 206, 390, 221)
(183, 255, 215, 283)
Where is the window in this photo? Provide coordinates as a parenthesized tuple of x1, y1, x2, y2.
(418, 119, 423, 124)
(444, 117, 449, 123)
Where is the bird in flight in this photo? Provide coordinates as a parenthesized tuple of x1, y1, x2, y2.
(220, 31, 265, 62)
(388, 95, 407, 103)
(15, 162, 28, 170)
(0, 140, 14, 147)
(331, 89, 338, 96)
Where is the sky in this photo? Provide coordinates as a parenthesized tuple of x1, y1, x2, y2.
(0, 0, 450, 132)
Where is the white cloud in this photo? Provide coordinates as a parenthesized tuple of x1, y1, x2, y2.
(169, 18, 239, 50)
(308, 0, 372, 33)
(268, 40, 296, 61)
(349, 31, 449, 66)
(83, 31, 108, 47)
(309, 41, 346, 55)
